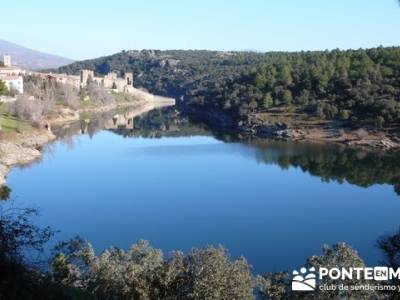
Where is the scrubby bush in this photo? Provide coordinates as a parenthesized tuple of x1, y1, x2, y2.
(58, 83, 80, 109)
(86, 83, 113, 104)
(0, 185, 11, 201)
(259, 243, 379, 300)
(7, 95, 45, 124)
(51, 238, 255, 300)
(24, 76, 81, 109)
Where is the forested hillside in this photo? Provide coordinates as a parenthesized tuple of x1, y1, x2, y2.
(58, 47, 400, 127)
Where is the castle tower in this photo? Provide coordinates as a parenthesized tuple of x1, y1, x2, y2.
(124, 73, 133, 86)
(103, 72, 118, 89)
(80, 69, 94, 85)
(3, 55, 11, 67)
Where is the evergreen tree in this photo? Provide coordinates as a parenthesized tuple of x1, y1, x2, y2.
(262, 93, 273, 109)
(0, 80, 7, 95)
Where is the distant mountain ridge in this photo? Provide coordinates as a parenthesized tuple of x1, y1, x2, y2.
(0, 39, 74, 70)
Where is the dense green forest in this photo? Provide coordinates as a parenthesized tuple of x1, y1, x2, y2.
(58, 47, 400, 128)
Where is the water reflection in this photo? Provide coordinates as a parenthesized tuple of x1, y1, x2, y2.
(7, 106, 400, 274)
(53, 107, 151, 139)
(51, 107, 400, 196)
(94, 107, 400, 196)
(248, 140, 400, 196)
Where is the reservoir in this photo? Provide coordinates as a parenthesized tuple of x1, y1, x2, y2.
(7, 107, 400, 274)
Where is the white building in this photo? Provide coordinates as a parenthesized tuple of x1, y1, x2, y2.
(0, 55, 25, 75)
(0, 55, 24, 94)
(0, 75, 23, 94)
(3, 55, 11, 67)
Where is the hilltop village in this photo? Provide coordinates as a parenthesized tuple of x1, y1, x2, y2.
(0, 54, 164, 103)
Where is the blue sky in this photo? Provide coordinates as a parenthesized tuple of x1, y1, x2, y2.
(1, 0, 399, 60)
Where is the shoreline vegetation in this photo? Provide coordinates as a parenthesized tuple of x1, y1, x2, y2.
(57, 47, 400, 149)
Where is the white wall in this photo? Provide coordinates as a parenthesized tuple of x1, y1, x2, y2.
(3, 77, 23, 94)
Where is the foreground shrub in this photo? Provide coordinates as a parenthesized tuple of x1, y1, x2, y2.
(51, 238, 254, 300)
(0, 196, 55, 299)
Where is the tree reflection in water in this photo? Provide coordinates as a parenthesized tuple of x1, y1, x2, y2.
(110, 107, 400, 196)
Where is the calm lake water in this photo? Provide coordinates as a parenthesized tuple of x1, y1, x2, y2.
(7, 108, 400, 273)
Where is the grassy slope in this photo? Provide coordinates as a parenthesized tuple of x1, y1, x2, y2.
(0, 103, 33, 135)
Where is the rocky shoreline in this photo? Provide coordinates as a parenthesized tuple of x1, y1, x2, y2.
(238, 120, 400, 150)
(182, 107, 400, 150)
(0, 129, 55, 185)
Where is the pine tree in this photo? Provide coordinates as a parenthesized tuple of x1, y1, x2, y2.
(263, 93, 273, 109)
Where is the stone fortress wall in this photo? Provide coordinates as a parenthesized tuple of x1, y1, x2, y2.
(38, 68, 175, 105)
(0, 55, 175, 106)
(39, 69, 139, 96)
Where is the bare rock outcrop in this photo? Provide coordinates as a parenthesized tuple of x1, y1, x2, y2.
(347, 137, 399, 150)
(275, 129, 306, 140)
